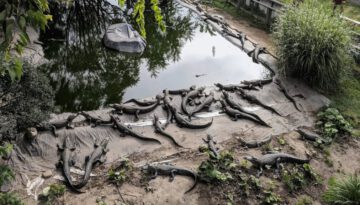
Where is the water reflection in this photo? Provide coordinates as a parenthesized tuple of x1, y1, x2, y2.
(41, 0, 269, 112)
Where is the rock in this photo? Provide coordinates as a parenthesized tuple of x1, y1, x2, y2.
(42, 170, 53, 179)
(103, 23, 146, 53)
(0, 181, 12, 193)
(24, 127, 38, 141)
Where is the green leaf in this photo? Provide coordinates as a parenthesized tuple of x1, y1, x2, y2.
(5, 18, 15, 42)
(7, 58, 23, 81)
(18, 16, 26, 31)
(0, 10, 6, 22)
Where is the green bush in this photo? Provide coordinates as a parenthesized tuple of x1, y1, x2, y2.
(272, 0, 352, 90)
(0, 193, 24, 205)
(323, 175, 360, 205)
(316, 107, 352, 140)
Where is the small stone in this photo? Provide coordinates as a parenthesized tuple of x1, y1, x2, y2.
(0, 181, 12, 193)
(24, 127, 38, 141)
(42, 170, 53, 179)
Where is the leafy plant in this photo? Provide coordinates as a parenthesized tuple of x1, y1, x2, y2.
(262, 190, 282, 205)
(39, 184, 66, 205)
(317, 108, 353, 140)
(108, 158, 133, 185)
(295, 195, 313, 205)
(126, 0, 166, 37)
(272, 0, 352, 90)
(0, 144, 14, 188)
(281, 164, 321, 192)
(323, 175, 360, 205)
(0, 0, 52, 81)
(0, 193, 24, 205)
(0, 143, 13, 158)
(198, 150, 236, 183)
(278, 136, 286, 146)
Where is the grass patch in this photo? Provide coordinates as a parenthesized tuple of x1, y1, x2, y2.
(0, 193, 24, 205)
(329, 73, 360, 131)
(323, 175, 360, 205)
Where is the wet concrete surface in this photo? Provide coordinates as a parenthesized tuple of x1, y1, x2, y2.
(6, 0, 338, 204)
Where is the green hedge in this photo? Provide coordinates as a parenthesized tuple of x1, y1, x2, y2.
(272, 0, 352, 90)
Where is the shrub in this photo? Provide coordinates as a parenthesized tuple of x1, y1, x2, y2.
(295, 195, 313, 205)
(0, 65, 54, 136)
(0, 193, 24, 205)
(316, 107, 352, 140)
(39, 184, 66, 205)
(272, 0, 352, 90)
(323, 175, 360, 205)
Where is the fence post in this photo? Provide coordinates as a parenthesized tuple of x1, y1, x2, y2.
(266, 1, 274, 28)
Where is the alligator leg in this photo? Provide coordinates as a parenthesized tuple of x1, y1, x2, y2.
(97, 155, 107, 164)
(169, 170, 176, 182)
(135, 110, 140, 121)
(275, 158, 281, 177)
(256, 167, 263, 178)
(149, 170, 158, 180)
(164, 107, 171, 128)
(51, 125, 57, 137)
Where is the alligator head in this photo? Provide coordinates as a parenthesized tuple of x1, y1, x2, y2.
(244, 156, 259, 165)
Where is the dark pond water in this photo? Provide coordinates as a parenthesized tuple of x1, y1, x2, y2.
(40, 0, 270, 112)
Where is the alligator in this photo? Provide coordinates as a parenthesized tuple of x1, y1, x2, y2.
(274, 79, 301, 112)
(244, 153, 310, 176)
(36, 113, 79, 137)
(123, 98, 158, 106)
(241, 78, 273, 89)
(239, 135, 272, 148)
(214, 83, 258, 92)
(169, 106, 213, 129)
(219, 100, 271, 127)
(153, 115, 184, 148)
(57, 136, 83, 193)
(181, 86, 205, 116)
(109, 94, 162, 121)
(247, 44, 265, 64)
(73, 138, 109, 189)
(222, 91, 269, 126)
(188, 91, 215, 118)
(236, 89, 282, 116)
(203, 134, 219, 158)
(222, 25, 247, 49)
(203, 13, 228, 26)
(110, 115, 161, 144)
(143, 164, 197, 194)
(296, 128, 327, 143)
(166, 85, 196, 95)
(162, 89, 174, 128)
(80, 111, 112, 127)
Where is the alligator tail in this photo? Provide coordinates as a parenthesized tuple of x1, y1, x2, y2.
(184, 173, 197, 194)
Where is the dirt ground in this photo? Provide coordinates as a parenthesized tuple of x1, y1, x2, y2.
(6, 2, 360, 205)
(204, 6, 276, 53)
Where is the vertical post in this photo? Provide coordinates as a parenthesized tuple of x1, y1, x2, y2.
(266, 8, 272, 27)
(266, 1, 274, 28)
(237, 0, 241, 9)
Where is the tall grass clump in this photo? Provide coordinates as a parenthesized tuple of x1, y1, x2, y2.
(272, 0, 352, 90)
(322, 175, 360, 205)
